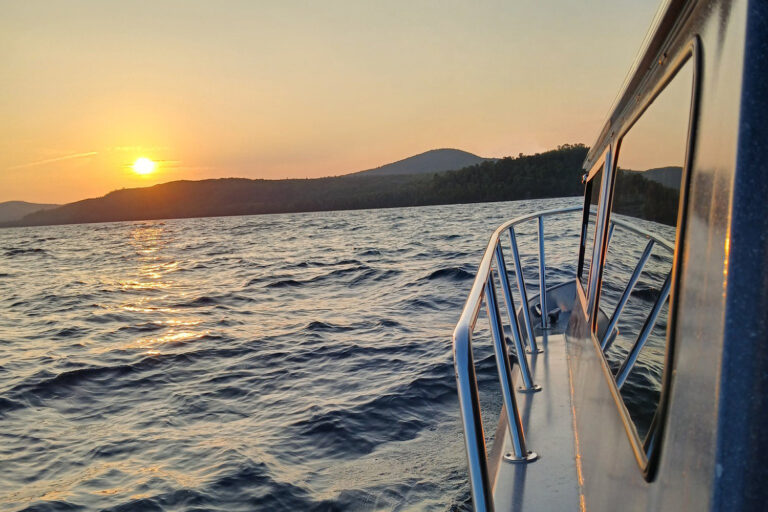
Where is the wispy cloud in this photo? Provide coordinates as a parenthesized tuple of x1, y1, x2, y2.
(7, 151, 98, 170)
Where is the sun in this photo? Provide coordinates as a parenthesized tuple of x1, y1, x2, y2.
(132, 157, 156, 175)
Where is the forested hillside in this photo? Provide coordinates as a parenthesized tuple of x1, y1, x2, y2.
(7, 145, 589, 227)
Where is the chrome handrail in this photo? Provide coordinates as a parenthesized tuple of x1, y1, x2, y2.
(537, 217, 549, 330)
(452, 206, 580, 511)
(509, 228, 539, 353)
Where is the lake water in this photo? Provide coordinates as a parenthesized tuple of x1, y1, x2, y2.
(0, 197, 667, 511)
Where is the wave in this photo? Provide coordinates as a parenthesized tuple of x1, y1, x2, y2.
(176, 295, 219, 306)
(173, 293, 255, 307)
(402, 295, 459, 311)
(16, 500, 84, 511)
(314, 265, 372, 280)
(289, 258, 364, 269)
(0, 198, 595, 510)
(631, 285, 662, 302)
(304, 320, 358, 333)
(422, 267, 475, 282)
(243, 276, 263, 287)
(53, 326, 89, 338)
(68, 459, 333, 512)
(266, 278, 304, 288)
(348, 269, 378, 286)
(114, 322, 168, 334)
(0, 396, 24, 415)
(4, 342, 247, 405)
(376, 318, 403, 328)
(265, 265, 394, 289)
(4, 247, 48, 257)
(289, 361, 455, 459)
(85, 312, 135, 324)
(6, 363, 154, 404)
(373, 269, 402, 282)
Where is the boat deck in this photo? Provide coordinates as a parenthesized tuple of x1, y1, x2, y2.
(488, 333, 582, 511)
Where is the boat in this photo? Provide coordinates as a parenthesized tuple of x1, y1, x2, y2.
(451, 0, 768, 509)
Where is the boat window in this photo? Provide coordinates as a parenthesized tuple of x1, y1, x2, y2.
(578, 165, 603, 294)
(598, 59, 692, 443)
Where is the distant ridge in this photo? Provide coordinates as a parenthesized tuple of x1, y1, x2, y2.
(349, 148, 492, 176)
(0, 201, 59, 224)
(641, 166, 682, 190)
(4, 145, 589, 228)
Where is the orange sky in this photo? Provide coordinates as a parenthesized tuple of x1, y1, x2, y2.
(1, 1, 660, 204)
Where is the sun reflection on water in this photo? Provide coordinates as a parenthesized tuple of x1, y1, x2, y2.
(121, 302, 181, 314)
(3, 460, 206, 506)
(118, 280, 171, 291)
(115, 223, 206, 354)
(128, 330, 210, 352)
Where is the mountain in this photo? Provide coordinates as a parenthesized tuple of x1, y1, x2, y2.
(641, 166, 682, 190)
(4, 145, 589, 228)
(0, 201, 59, 224)
(349, 148, 492, 176)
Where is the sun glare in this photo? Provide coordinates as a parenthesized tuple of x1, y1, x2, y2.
(132, 157, 156, 175)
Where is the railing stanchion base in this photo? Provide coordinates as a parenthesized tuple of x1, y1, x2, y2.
(504, 451, 538, 463)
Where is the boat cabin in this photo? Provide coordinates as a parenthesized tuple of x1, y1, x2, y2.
(452, 0, 768, 509)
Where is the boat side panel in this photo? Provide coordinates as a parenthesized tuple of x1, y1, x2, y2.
(656, 0, 747, 509)
(713, 0, 768, 508)
(566, 311, 649, 510)
(567, 0, 748, 510)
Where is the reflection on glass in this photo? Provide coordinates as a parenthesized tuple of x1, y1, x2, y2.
(579, 166, 603, 293)
(599, 59, 693, 441)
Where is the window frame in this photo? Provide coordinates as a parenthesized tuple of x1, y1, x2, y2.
(589, 40, 700, 479)
(576, 148, 611, 316)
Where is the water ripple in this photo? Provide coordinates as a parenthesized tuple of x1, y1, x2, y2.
(0, 198, 594, 511)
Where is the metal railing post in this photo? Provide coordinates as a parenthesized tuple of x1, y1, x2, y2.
(453, 328, 494, 511)
(538, 216, 548, 330)
(494, 244, 539, 392)
(601, 239, 655, 350)
(508, 227, 541, 353)
(452, 206, 580, 502)
(616, 274, 672, 389)
(485, 280, 537, 463)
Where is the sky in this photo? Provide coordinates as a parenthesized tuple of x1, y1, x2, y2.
(1, 0, 661, 204)
(619, 58, 693, 172)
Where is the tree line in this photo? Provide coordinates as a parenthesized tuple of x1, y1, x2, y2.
(10, 144, 591, 227)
